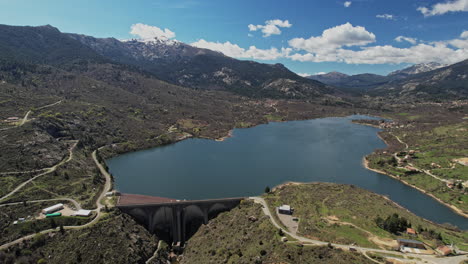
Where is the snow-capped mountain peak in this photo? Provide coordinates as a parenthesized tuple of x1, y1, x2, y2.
(389, 62, 448, 76)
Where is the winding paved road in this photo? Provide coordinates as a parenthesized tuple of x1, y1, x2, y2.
(250, 197, 467, 264)
(0, 146, 113, 250)
(91, 148, 112, 211)
(392, 133, 449, 184)
(0, 100, 62, 131)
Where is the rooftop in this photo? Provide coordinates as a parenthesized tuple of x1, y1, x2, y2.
(397, 239, 424, 245)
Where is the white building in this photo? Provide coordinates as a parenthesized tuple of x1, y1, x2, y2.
(278, 205, 293, 215)
(42, 203, 64, 214)
(73, 209, 92, 217)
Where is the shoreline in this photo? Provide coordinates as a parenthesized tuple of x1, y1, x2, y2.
(350, 121, 381, 129)
(215, 129, 234, 142)
(270, 181, 446, 229)
(362, 156, 468, 219)
(352, 118, 468, 219)
(108, 114, 468, 219)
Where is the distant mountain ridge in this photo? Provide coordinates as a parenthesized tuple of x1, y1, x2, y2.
(369, 59, 468, 100)
(388, 62, 448, 78)
(307, 62, 454, 92)
(307, 72, 390, 92)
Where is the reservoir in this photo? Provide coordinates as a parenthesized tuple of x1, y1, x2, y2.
(107, 115, 467, 229)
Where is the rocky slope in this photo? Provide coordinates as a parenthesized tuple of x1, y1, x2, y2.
(67, 33, 338, 99)
(181, 200, 374, 264)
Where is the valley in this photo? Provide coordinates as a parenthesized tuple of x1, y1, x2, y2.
(0, 22, 466, 264)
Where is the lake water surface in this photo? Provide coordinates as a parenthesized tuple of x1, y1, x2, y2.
(107, 115, 467, 229)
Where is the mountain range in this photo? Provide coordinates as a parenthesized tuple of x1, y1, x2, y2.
(66, 29, 338, 99)
(307, 62, 448, 91)
(0, 24, 340, 100)
(0, 24, 466, 102)
(369, 60, 468, 100)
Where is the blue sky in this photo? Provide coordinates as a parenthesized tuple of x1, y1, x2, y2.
(1, 0, 468, 75)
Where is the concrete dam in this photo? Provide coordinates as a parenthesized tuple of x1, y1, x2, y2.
(117, 193, 243, 244)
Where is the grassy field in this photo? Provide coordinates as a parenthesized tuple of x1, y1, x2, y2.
(182, 199, 374, 264)
(263, 183, 468, 251)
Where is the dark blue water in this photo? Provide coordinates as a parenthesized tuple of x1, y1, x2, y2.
(107, 115, 467, 229)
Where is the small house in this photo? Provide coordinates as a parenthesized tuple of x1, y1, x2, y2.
(404, 165, 418, 172)
(73, 209, 92, 217)
(397, 239, 426, 250)
(42, 203, 64, 214)
(436, 245, 452, 256)
(5, 117, 19, 122)
(406, 228, 417, 236)
(278, 205, 293, 215)
(446, 181, 455, 189)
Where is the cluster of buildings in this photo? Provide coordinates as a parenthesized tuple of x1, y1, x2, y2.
(397, 238, 455, 256)
(395, 228, 458, 256)
(13, 203, 93, 226)
(378, 121, 405, 129)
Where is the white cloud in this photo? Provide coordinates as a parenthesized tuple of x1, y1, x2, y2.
(248, 19, 292, 37)
(395, 36, 418, 45)
(130, 23, 176, 40)
(417, 0, 468, 16)
(461, 30, 468, 38)
(344, 1, 352, 7)
(376, 14, 395, 20)
(288, 23, 376, 53)
(297, 73, 312, 77)
(191, 39, 291, 60)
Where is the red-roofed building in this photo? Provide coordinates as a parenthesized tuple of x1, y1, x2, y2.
(406, 228, 417, 236)
(436, 245, 452, 256)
